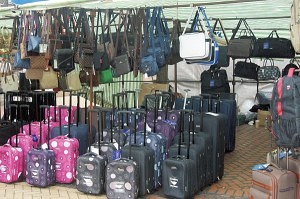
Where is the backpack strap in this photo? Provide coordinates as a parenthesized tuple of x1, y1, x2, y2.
(288, 67, 296, 77)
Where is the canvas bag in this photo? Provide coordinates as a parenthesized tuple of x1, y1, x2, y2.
(140, 8, 159, 77)
(227, 18, 256, 58)
(39, 67, 58, 89)
(0, 61, 18, 92)
(258, 58, 281, 81)
(167, 20, 183, 65)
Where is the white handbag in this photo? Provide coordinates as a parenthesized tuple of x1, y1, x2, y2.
(179, 7, 212, 60)
(0, 61, 18, 92)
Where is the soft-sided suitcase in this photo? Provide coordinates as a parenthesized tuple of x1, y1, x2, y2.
(250, 165, 297, 199)
(168, 110, 206, 191)
(90, 107, 121, 163)
(49, 106, 79, 184)
(162, 110, 197, 199)
(76, 109, 107, 195)
(201, 94, 237, 152)
(121, 110, 155, 196)
(106, 158, 139, 199)
(51, 93, 95, 156)
(26, 105, 56, 187)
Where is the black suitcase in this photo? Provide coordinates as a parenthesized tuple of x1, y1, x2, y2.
(121, 110, 155, 196)
(162, 111, 197, 199)
(174, 110, 214, 187)
(169, 110, 206, 191)
(201, 94, 237, 152)
(76, 109, 107, 195)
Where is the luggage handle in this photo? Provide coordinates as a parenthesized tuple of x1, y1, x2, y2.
(88, 108, 101, 155)
(178, 109, 193, 159)
(8, 104, 18, 147)
(124, 90, 137, 109)
(71, 92, 88, 125)
(19, 104, 32, 137)
(98, 107, 114, 144)
(57, 105, 71, 138)
(39, 105, 51, 149)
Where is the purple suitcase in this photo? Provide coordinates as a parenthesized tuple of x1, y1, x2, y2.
(26, 105, 56, 187)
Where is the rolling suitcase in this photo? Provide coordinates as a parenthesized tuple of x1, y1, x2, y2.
(168, 109, 206, 191)
(76, 108, 107, 195)
(26, 105, 56, 187)
(250, 164, 297, 199)
(51, 92, 95, 156)
(90, 107, 122, 163)
(162, 111, 197, 199)
(201, 94, 237, 152)
(49, 106, 79, 184)
(121, 110, 155, 196)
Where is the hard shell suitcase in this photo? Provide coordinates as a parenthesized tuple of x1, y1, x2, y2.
(121, 110, 155, 196)
(76, 109, 107, 195)
(250, 165, 297, 199)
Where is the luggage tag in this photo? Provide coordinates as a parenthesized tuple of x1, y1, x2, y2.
(263, 42, 270, 50)
(210, 80, 215, 88)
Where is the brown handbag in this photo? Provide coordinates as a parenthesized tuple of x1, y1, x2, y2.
(25, 68, 44, 80)
(39, 66, 58, 89)
(79, 69, 99, 87)
(29, 55, 48, 69)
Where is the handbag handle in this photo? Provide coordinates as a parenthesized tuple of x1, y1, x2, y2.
(182, 6, 197, 35)
(268, 30, 279, 39)
(230, 18, 255, 39)
(263, 58, 274, 67)
(212, 18, 229, 45)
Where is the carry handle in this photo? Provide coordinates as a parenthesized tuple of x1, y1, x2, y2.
(8, 104, 18, 146)
(97, 107, 114, 143)
(19, 104, 31, 136)
(288, 68, 296, 77)
(57, 105, 71, 138)
(178, 109, 193, 159)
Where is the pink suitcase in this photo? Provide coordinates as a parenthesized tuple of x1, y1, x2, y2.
(9, 133, 34, 177)
(0, 144, 23, 183)
(250, 165, 297, 199)
(49, 135, 79, 183)
(20, 121, 60, 149)
(46, 105, 77, 125)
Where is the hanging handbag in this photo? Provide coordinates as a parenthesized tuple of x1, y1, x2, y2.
(74, 9, 94, 69)
(79, 69, 99, 87)
(227, 18, 256, 58)
(234, 58, 260, 80)
(185, 7, 218, 65)
(111, 11, 132, 77)
(39, 66, 58, 89)
(53, 48, 74, 73)
(167, 19, 183, 65)
(18, 72, 40, 91)
(140, 8, 159, 77)
(0, 61, 18, 92)
(179, 7, 210, 60)
(93, 10, 110, 71)
(66, 69, 82, 91)
(25, 68, 43, 80)
(253, 30, 295, 58)
(201, 66, 230, 94)
(257, 58, 281, 81)
(212, 18, 230, 67)
(27, 11, 41, 53)
(99, 67, 113, 84)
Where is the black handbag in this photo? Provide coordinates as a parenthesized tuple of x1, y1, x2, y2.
(201, 66, 230, 94)
(53, 49, 75, 73)
(18, 73, 40, 91)
(167, 19, 183, 65)
(253, 30, 295, 58)
(227, 19, 256, 58)
(234, 59, 260, 80)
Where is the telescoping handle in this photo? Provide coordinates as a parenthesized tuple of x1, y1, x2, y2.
(93, 90, 104, 107)
(178, 109, 193, 159)
(88, 108, 101, 155)
(57, 105, 71, 138)
(39, 105, 51, 149)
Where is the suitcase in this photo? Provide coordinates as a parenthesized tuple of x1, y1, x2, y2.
(76, 109, 107, 195)
(49, 106, 79, 184)
(162, 111, 197, 199)
(250, 165, 297, 199)
(51, 93, 94, 156)
(121, 110, 155, 196)
(168, 110, 206, 191)
(26, 106, 56, 187)
(106, 158, 139, 199)
(201, 94, 237, 152)
(173, 111, 214, 187)
(90, 107, 121, 163)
